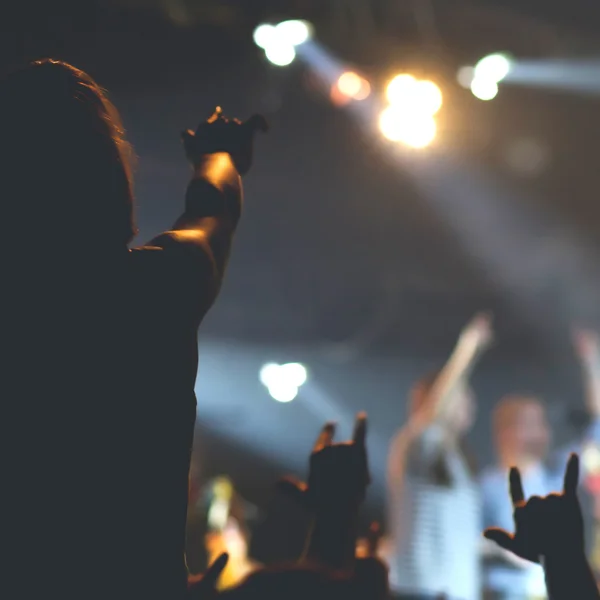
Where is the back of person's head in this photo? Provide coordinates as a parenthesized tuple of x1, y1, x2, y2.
(0, 59, 136, 248)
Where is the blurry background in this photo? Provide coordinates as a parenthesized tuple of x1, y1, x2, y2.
(4, 0, 600, 530)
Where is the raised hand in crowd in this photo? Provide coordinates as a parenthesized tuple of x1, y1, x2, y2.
(182, 106, 268, 174)
(188, 553, 229, 599)
(484, 454, 600, 600)
(279, 414, 370, 571)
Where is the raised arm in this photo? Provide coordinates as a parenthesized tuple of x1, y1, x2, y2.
(415, 313, 493, 428)
(150, 108, 267, 283)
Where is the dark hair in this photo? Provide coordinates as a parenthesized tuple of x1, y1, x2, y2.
(0, 59, 136, 246)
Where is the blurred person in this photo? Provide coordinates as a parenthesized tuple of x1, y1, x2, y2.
(387, 314, 493, 600)
(0, 59, 265, 599)
(481, 329, 600, 600)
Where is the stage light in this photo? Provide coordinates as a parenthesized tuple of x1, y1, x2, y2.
(470, 76, 499, 101)
(253, 24, 277, 50)
(474, 53, 511, 84)
(336, 71, 371, 100)
(414, 80, 443, 115)
(379, 107, 436, 148)
(275, 20, 313, 46)
(279, 362, 308, 387)
(259, 362, 307, 403)
(386, 74, 417, 105)
(264, 42, 296, 67)
(386, 75, 442, 116)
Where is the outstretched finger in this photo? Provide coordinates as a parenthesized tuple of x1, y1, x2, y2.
(483, 528, 515, 553)
(353, 412, 367, 447)
(563, 453, 579, 497)
(509, 467, 525, 507)
(188, 552, 229, 595)
(207, 106, 224, 123)
(314, 422, 335, 452)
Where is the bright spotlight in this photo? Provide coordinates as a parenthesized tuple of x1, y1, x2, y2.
(267, 383, 298, 403)
(386, 75, 442, 116)
(474, 53, 511, 83)
(336, 72, 371, 101)
(386, 74, 417, 105)
(259, 362, 308, 403)
(279, 363, 308, 387)
(379, 107, 436, 148)
(470, 76, 499, 101)
(414, 80, 443, 115)
(264, 42, 296, 67)
(253, 24, 277, 50)
(275, 20, 313, 46)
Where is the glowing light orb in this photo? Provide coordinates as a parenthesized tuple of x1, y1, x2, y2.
(264, 42, 296, 67)
(379, 107, 436, 148)
(275, 20, 313, 46)
(474, 53, 512, 84)
(470, 77, 499, 101)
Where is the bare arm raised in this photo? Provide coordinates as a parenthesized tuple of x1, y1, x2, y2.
(149, 108, 267, 298)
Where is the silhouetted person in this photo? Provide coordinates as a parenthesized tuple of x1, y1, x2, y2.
(0, 60, 265, 599)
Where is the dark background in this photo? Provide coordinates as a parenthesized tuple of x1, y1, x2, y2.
(4, 0, 600, 529)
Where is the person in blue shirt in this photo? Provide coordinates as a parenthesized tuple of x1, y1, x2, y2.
(481, 329, 600, 600)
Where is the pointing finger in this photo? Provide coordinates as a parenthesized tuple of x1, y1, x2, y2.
(563, 453, 579, 497)
(509, 467, 525, 507)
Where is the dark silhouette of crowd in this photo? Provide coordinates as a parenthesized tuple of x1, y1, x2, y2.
(1, 59, 599, 600)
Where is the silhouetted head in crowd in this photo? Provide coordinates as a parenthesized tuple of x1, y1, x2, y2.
(411, 370, 476, 437)
(493, 395, 551, 468)
(217, 563, 376, 600)
(0, 59, 136, 249)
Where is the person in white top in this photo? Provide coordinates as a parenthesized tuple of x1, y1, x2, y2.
(387, 314, 493, 600)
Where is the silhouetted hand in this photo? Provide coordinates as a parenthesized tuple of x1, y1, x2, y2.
(484, 454, 584, 563)
(187, 552, 229, 599)
(182, 107, 268, 175)
(279, 414, 370, 515)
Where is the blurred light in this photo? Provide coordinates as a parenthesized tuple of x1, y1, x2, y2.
(414, 80, 443, 115)
(386, 75, 442, 115)
(267, 383, 299, 403)
(379, 109, 436, 148)
(386, 74, 417, 104)
(457, 66, 475, 88)
(336, 71, 371, 101)
(265, 42, 296, 67)
(259, 362, 307, 403)
(470, 77, 499, 101)
(275, 20, 313, 46)
(280, 363, 308, 387)
(474, 53, 512, 83)
(330, 83, 353, 107)
(379, 107, 436, 148)
(253, 24, 277, 49)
